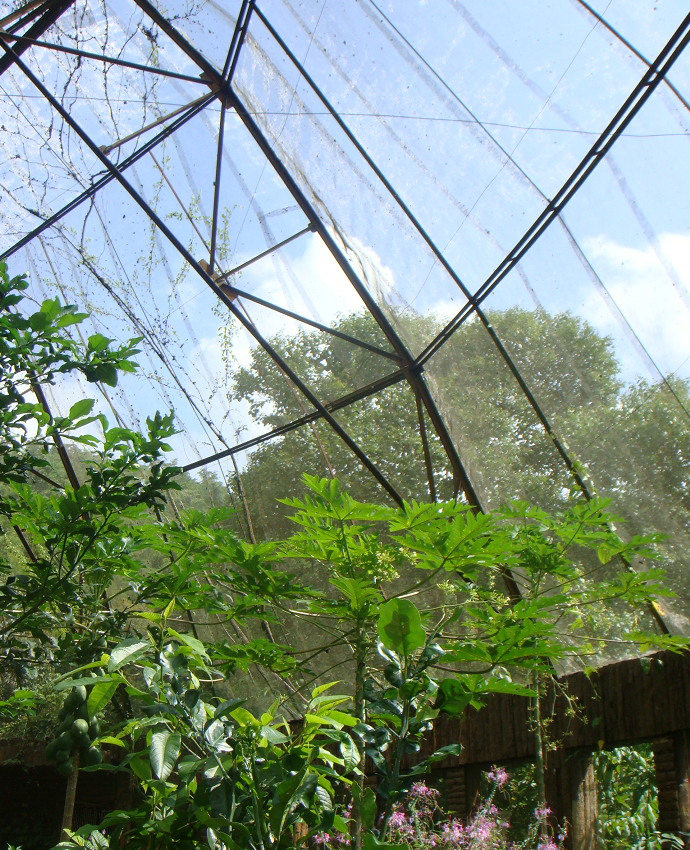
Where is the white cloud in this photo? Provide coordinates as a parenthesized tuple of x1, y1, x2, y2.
(583, 232, 690, 379)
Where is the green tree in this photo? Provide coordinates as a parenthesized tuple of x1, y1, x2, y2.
(226, 308, 690, 624)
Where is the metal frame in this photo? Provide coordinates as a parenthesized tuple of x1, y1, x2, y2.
(0, 0, 687, 549)
(0, 32, 210, 84)
(0, 36, 407, 506)
(0, 0, 74, 78)
(252, 3, 690, 507)
(181, 365, 411, 473)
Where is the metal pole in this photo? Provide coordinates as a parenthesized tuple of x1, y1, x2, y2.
(182, 366, 409, 473)
(226, 0, 255, 83)
(0, 33, 210, 84)
(3, 41, 404, 506)
(414, 390, 436, 502)
(0, 92, 216, 262)
(228, 90, 479, 505)
(0, 0, 74, 77)
(209, 100, 227, 273)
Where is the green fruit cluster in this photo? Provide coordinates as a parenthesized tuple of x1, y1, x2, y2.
(44, 683, 102, 775)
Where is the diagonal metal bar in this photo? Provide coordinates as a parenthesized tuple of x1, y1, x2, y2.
(147, 163, 398, 362)
(0, 92, 216, 262)
(0, 0, 46, 30)
(223, 0, 250, 78)
(0, 0, 74, 77)
(130, 0, 222, 85)
(182, 365, 409, 473)
(147, 150, 398, 362)
(254, 5, 474, 310)
(227, 88, 481, 507)
(217, 224, 315, 280)
(223, 0, 249, 79)
(0, 32, 211, 84)
(101, 93, 213, 155)
(2, 40, 405, 507)
(573, 0, 690, 114)
(472, 13, 690, 309)
(421, 10, 690, 363)
(209, 98, 227, 273)
(218, 280, 402, 360)
(414, 389, 436, 503)
(226, 0, 255, 83)
(254, 5, 690, 506)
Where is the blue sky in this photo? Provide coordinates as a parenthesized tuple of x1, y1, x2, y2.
(0, 0, 688, 476)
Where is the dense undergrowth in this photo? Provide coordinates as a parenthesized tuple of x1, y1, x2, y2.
(0, 263, 685, 850)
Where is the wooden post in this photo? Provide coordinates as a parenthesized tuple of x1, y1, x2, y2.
(464, 763, 482, 818)
(546, 749, 597, 850)
(654, 737, 681, 836)
(292, 821, 309, 845)
(674, 730, 690, 850)
(567, 752, 597, 850)
(444, 766, 467, 817)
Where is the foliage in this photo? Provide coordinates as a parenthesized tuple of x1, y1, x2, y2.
(274, 476, 684, 843)
(0, 687, 43, 722)
(0, 263, 181, 672)
(0, 268, 684, 850)
(594, 745, 660, 850)
(55, 625, 357, 850)
(0, 261, 141, 487)
(226, 308, 690, 623)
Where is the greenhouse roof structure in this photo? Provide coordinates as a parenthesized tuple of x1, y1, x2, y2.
(1, 0, 690, 638)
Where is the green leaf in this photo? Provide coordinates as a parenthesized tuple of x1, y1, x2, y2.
(108, 638, 150, 672)
(68, 399, 95, 420)
(377, 598, 425, 657)
(87, 681, 118, 719)
(435, 678, 473, 715)
(261, 725, 289, 745)
(87, 333, 111, 352)
(167, 627, 209, 660)
(98, 735, 126, 748)
(361, 787, 377, 831)
(96, 363, 118, 387)
(339, 735, 360, 771)
(311, 681, 339, 699)
(129, 754, 152, 781)
(362, 835, 404, 850)
(231, 707, 258, 727)
(150, 729, 180, 780)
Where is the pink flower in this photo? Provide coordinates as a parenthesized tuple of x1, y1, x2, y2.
(487, 766, 509, 788)
(410, 781, 441, 811)
(535, 805, 552, 821)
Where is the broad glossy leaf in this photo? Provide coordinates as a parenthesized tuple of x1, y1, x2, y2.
(68, 399, 95, 420)
(361, 787, 377, 830)
(150, 729, 180, 780)
(108, 639, 150, 672)
(377, 598, 425, 657)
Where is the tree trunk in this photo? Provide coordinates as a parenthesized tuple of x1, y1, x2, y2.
(351, 630, 367, 850)
(532, 672, 547, 837)
(61, 749, 80, 841)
